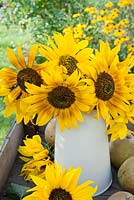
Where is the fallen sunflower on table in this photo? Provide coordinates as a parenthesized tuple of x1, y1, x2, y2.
(18, 135, 53, 181)
(22, 164, 97, 200)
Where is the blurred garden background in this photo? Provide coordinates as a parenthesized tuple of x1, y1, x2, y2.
(0, 0, 133, 147)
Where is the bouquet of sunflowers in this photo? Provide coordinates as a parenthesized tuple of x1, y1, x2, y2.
(0, 30, 134, 141)
(0, 29, 134, 200)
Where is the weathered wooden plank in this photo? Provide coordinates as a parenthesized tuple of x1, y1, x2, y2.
(0, 122, 24, 191)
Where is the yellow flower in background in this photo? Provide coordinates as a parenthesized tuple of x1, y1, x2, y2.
(114, 35, 130, 46)
(0, 45, 44, 123)
(38, 31, 93, 76)
(105, 1, 114, 8)
(107, 12, 119, 20)
(22, 164, 97, 200)
(114, 38, 123, 46)
(102, 23, 115, 34)
(23, 70, 95, 131)
(118, 0, 133, 7)
(73, 23, 86, 40)
(123, 35, 130, 41)
(62, 26, 73, 34)
(118, 19, 129, 27)
(18, 135, 53, 181)
(111, 8, 119, 13)
(99, 10, 105, 16)
(114, 29, 125, 37)
(77, 23, 86, 29)
(97, 15, 107, 21)
(91, 19, 97, 24)
(110, 8, 119, 17)
(84, 6, 97, 14)
(127, 44, 134, 53)
(72, 13, 81, 18)
(63, 25, 86, 41)
(85, 41, 134, 121)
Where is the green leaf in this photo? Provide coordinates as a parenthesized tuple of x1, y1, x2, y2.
(6, 183, 31, 200)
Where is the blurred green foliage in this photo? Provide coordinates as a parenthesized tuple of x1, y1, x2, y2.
(0, 0, 133, 57)
(0, 0, 86, 41)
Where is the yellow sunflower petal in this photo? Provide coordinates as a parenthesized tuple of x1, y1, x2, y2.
(0, 87, 9, 96)
(8, 86, 21, 102)
(75, 48, 93, 61)
(7, 47, 23, 69)
(18, 45, 26, 67)
(28, 44, 38, 67)
(36, 107, 53, 126)
(73, 40, 88, 55)
(4, 101, 16, 117)
(98, 100, 109, 119)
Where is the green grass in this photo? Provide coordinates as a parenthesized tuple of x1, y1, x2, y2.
(0, 25, 33, 148)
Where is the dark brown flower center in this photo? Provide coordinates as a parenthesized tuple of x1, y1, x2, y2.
(59, 55, 78, 75)
(49, 188, 72, 200)
(95, 72, 115, 101)
(47, 86, 75, 109)
(17, 68, 43, 92)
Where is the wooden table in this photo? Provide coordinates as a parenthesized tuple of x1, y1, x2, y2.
(94, 167, 122, 200)
(1, 123, 129, 199)
(0, 155, 122, 200)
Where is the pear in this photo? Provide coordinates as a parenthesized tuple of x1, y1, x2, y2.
(44, 118, 56, 147)
(110, 133, 134, 168)
(118, 156, 134, 194)
(107, 191, 134, 200)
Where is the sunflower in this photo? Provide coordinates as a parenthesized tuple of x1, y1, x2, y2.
(3, 92, 36, 124)
(117, 52, 134, 93)
(22, 164, 97, 200)
(18, 135, 45, 157)
(106, 109, 134, 141)
(38, 30, 93, 76)
(86, 40, 134, 121)
(19, 151, 53, 181)
(0, 45, 44, 123)
(23, 70, 95, 131)
(18, 135, 53, 181)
